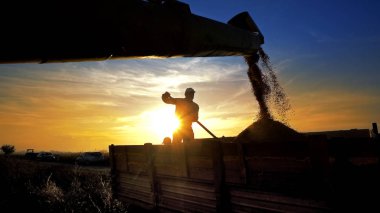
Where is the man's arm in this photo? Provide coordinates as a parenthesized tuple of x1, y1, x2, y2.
(192, 103, 199, 122)
(162, 92, 176, 104)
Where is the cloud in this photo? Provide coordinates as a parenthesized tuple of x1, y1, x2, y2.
(3, 54, 378, 151)
(308, 30, 336, 43)
(0, 57, 253, 151)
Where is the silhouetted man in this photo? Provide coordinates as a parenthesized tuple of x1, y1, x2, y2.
(162, 88, 199, 143)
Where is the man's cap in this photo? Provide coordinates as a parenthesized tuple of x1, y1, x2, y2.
(185, 88, 195, 94)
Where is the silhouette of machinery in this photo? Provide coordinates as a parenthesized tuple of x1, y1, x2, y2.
(0, 0, 263, 64)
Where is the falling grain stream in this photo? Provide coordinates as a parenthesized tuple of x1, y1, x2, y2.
(235, 48, 301, 142)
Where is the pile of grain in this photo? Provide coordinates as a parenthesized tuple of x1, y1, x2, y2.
(234, 118, 304, 143)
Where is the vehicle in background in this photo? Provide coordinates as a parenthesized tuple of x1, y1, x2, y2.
(75, 152, 105, 165)
(36, 152, 57, 162)
(25, 149, 38, 160)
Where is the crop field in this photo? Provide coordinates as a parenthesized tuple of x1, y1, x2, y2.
(0, 154, 133, 213)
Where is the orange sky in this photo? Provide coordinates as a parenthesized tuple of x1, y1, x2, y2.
(1, 1, 380, 153)
(0, 57, 379, 152)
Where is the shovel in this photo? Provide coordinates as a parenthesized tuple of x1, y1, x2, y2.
(196, 121, 218, 139)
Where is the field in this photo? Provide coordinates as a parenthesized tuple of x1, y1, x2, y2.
(0, 154, 132, 213)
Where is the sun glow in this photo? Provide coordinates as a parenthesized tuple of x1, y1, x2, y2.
(142, 107, 180, 141)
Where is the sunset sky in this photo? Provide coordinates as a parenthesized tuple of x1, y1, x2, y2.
(1, 0, 380, 152)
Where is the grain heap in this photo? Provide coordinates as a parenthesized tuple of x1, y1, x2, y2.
(235, 48, 303, 143)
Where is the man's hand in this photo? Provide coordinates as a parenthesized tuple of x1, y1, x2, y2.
(162, 91, 171, 102)
(162, 91, 171, 98)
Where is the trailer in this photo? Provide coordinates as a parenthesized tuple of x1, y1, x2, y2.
(109, 131, 380, 212)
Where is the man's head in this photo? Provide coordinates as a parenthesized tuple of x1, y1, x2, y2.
(185, 88, 195, 100)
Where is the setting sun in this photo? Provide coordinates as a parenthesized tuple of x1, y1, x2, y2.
(141, 107, 180, 141)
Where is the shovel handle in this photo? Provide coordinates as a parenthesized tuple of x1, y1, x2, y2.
(196, 121, 218, 139)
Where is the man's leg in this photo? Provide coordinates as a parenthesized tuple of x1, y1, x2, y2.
(172, 130, 182, 144)
(182, 127, 194, 143)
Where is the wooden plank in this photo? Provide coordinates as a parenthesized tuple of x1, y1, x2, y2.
(119, 181, 152, 194)
(155, 164, 185, 177)
(242, 141, 309, 157)
(224, 169, 243, 184)
(308, 135, 330, 184)
(165, 144, 189, 177)
(118, 175, 151, 187)
(159, 191, 216, 206)
(125, 145, 146, 154)
(117, 188, 154, 202)
(117, 190, 155, 206)
(329, 138, 379, 157)
(160, 183, 216, 200)
(144, 143, 159, 208)
(126, 153, 146, 163)
(118, 172, 150, 181)
(159, 177, 215, 192)
(246, 157, 311, 172)
(127, 162, 148, 174)
(159, 192, 217, 212)
(188, 156, 213, 169)
(109, 144, 116, 172)
(223, 156, 246, 184)
(221, 143, 238, 156)
(236, 142, 248, 185)
(210, 141, 227, 212)
(116, 194, 155, 210)
(230, 188, 326, 205)
(154, 145, 188, 178)
(112, 145, 128, 154)
(117, 173, 151, 190)
(116, 173, 153, 198)
(114, 153, 128, 172)
(118, 174, 151, 187)
(223, 156, 240, 169)
(186, 142, 215, 157)
(155, 154, 178, 164)
(230, 200, 329, 213)
(109, 144, 117, 198)
(349, 157, 378, 166)
(189, 167, 214, 180)
(159, 196, 216, 213)
(229, 188, 330, 212)
(154, 145, 176, 158)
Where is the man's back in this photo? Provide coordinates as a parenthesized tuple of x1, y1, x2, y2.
(174, 98, 199, 124)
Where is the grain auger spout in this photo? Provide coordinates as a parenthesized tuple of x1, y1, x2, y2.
(0, 0, 264, 64)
